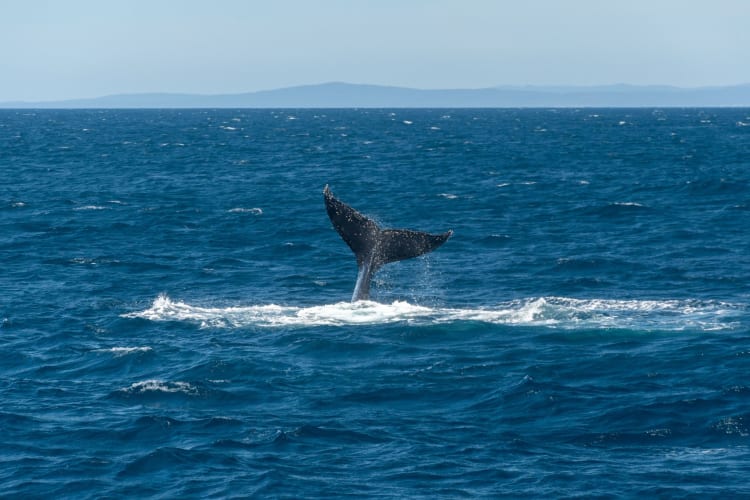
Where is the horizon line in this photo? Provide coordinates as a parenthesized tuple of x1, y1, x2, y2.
(4, 81, 750, 105)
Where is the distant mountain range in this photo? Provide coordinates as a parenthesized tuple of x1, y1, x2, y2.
(3, 82, 750, 108)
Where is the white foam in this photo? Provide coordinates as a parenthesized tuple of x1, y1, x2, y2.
(228, 207, 263, 215)
(74, 205, 109, 211)
(121, 379, 199, 395)
(438, 193, 458, 199)
(122, 295, 742, 331)
(70, 257, 96, 265)
(612, 202, 644, 207)
(96, 346, 152, 357)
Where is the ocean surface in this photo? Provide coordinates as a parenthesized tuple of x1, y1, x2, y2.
(1, 108, 749, 498)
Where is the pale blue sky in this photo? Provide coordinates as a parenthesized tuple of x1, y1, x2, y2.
(2, 0, 749, 101)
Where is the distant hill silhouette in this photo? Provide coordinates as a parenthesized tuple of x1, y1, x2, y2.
(3, 82, 750, 108)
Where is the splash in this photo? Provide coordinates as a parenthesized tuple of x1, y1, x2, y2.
(122, 295, 743, 331)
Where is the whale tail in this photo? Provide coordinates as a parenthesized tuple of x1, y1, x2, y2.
(324, 185, 452, 301)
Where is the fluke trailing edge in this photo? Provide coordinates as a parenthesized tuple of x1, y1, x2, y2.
(324, 185, 452, 302)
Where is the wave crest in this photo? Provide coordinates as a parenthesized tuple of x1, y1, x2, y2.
(96, 346, 153, 357)
(120, 379, 199, 395)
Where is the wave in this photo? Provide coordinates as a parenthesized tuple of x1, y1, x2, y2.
(73, 205, 109, 211)
(95, 346, 153, 357)
(119, 379, 200, 396)
(122, 294, 744, 331)
(227, 207, 263, 214)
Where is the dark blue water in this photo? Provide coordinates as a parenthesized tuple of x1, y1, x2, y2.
(2, 108, 749, 498)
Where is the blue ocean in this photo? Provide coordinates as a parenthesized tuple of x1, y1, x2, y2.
(2, 108, 749, 498)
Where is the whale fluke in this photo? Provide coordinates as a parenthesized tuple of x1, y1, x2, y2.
(324, 185, 452, 301)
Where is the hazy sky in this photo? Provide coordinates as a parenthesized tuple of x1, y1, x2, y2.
(2, 0, 750, 101)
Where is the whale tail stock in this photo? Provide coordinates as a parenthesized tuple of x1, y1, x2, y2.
(323, 185, 452, 301)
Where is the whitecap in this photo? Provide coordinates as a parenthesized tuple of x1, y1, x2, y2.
(227, 207, 263, 215)
(403, 120, 413, 125)
(74, 205, 109, 211)
(96, 346, 152, 357)
(612, 202, 644, 207)
(121, 379, 199, 395)
(438, 193, 458, 199)
(70, 257, 96, 265)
